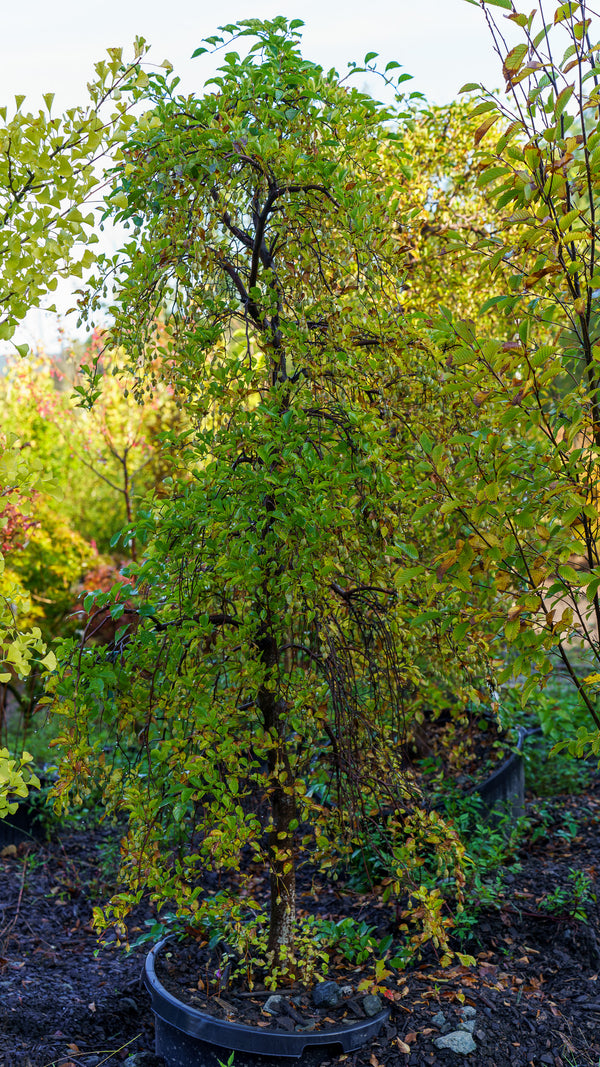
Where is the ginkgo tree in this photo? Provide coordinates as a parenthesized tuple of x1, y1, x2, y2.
(0, 42, 151, 812)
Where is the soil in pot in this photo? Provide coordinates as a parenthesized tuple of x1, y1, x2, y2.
(153, 936, 389, 1036)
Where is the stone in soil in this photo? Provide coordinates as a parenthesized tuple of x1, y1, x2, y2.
(460, 1005, 477, 1019)
(433, 1030, 478, 1054)
(312, 980, 341, 1008)
(362, 993, 383, 1017)
(263, 995, 283, 1015)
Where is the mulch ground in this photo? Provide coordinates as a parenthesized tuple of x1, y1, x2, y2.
(1, 774, 600, 1067)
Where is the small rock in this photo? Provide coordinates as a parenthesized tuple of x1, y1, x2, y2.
(432, 1011, 446, 1027)
(264, 995, 284, 1015)
(433, 1030, 477, 1054)
(275, 1016, 294, 1032)
(459, 1019, 475, 1034)
(476, 1030, 486, 1042)
(459, 1005, 477, 1019)
(85, 1058, 101, 1067)
(312, 981, 341, 1008)
(362, 993, 383, 1017)
(340, 984, 354, 997)
(347, 997, 366, 1018)
(539, 1056, 554, 1065)
(280, 999, 304, 1024)
(120, 997, 138, 1012)
(295, 1020, 317, 1033)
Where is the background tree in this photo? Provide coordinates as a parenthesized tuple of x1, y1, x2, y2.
(0, 336, 186, 556)
(382, 98, 510, 328)
(396, 0, 600, 746)
(0, 42, 148, 812)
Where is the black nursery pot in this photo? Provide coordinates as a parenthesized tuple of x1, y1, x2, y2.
(145, 939, 389, 1067)
(468, 725, 542, 822)
(0, 791, 45, 848)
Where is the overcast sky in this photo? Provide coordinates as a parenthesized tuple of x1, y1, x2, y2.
(4, 0, 507, 348)
(3, 0, 504, 109)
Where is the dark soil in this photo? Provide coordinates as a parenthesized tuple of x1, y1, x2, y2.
(154, 936, 388, 1033)
(1, 772, 600, 1067)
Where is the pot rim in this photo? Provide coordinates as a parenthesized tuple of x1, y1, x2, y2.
(145, 936, 389, 1058)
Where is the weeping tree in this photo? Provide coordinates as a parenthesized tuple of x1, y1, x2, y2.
(50, 19, 469, 979)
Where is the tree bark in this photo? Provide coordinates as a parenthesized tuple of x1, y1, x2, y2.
(256, 633, 297, 958)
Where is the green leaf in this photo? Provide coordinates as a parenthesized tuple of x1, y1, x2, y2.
(554, 2, 577, 25)
(586, 575, 600, 600)
(479, 295, 508, 314)
(555, 84, 574, 118)
(413, 611, 442, 625)
(396, 566, 426, 586)
(503, 44, 528, 78)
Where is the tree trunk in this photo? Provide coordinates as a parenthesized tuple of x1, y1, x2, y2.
(256, 633, 297, 958)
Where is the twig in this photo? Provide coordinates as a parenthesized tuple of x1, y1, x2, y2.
(0, 852, 28, 942)
(41, 1033, 141, 1067)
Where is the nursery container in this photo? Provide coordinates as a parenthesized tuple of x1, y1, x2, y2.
(145, 939, 389, 1067)
(0, 795, 42, 848)
(469, 726, 542, 820)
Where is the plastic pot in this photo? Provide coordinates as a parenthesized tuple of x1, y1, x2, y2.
(0, 795, 42, 848)
(145, 939, 389, 1067)
(468, 725, 542, 821)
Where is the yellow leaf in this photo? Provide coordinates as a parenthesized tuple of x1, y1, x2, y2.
(503, 43, 527, 81)
(42, 650, 57, 671)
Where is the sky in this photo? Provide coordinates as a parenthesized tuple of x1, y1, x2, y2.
(3, 0, 504, 109)
(3, 0, 508, 349)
